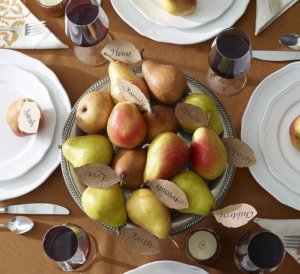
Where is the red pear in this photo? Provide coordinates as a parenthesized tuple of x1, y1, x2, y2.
(191, 127, 227, 180)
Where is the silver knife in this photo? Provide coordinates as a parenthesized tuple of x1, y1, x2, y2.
(0, 203, 69, 215)
(253, 50, 300, 61)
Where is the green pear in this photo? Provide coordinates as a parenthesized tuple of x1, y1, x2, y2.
(62, 134, 113, 168)
(109, 61, 149, 103)
(182, 93, 223, 135)
(191, 127, 227, 180)
(126, 188, 171, 239)
(107, 102, 147, 148)
(144, 132, 190, 182)
(171, 170, 216, 215)
(82, 185, 127, 227)
(142, 60, 187, 105)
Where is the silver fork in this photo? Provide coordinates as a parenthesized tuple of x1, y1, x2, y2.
(283, 235, 300, 255)
(0, 21, 46, 36)
(268, 0, 283, 15)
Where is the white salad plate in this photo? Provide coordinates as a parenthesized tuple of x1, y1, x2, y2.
(241, 62, 300, 210)
(259, 80, 300, 194)
(130, 0, 233, 29)
(0, 64, 56, 181)
(0, 49, 71, 201)
(111, 0, 250, 45)
(124, 260, 209, 274)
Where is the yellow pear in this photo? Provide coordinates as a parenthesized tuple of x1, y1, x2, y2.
(126, 188, 171, 239)
(109, 61, 149, 103)
(76, 91, 114, 134)
(162, 0, 197, 16)
(62, 134, 113, 168)
(82, 185, 127, 227)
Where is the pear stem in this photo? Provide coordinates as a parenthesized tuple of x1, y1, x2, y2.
(120, 173, 127, 187)
(168, 235, 183, 250)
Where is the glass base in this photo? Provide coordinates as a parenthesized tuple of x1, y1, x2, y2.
(206, 67, 246, 96)
(74, 33, 112, 66)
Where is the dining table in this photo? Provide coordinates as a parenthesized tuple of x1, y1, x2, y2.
(1, 1, 300, 274)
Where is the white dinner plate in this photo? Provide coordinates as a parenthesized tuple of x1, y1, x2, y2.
(130, 0, 233, 29)
(241, 62, 300, 210)
(0, 49, 71, 201)
(124, 260, 209, 274)
(259, 81, 300, 194)
(0, 65, 56, 181)
(111, 0, 249, 45)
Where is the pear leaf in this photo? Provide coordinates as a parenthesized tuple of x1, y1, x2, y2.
(74, 164, 120, 189)
(18, 101, 41, 134)
(213, 203, 257, 228)
(148, 179, 189, 209)
(118, 78, 151, 112)
(175, 103, 209, 129)
(222, 138, 256, 167)
(122, 227, 160, 255)
(101, 40, 142, 64)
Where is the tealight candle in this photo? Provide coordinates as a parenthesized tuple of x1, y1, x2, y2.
(186, 228, 221, 264)
(37, 0, 68, 17)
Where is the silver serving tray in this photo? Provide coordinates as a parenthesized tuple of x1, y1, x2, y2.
(61, 67, 235, 234)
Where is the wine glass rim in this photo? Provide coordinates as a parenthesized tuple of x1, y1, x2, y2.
(215, 27, 251, 60)
(65, 1, 108, 28)
(42, 224, 80, 262)
(246, 230, 285, 270)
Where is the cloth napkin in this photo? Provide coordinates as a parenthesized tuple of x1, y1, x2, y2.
(254, 218, 300, 264)
(0, 0, 68, 49)
(255, 0, 299, 36)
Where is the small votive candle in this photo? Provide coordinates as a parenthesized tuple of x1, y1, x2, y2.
(186, 228, 221, 264)
(37, 0, 68, 17)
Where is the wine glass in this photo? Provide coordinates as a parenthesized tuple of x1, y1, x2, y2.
(207, 27, 252, 96)
(42, 223, 96, 272)
(234, 229, 285, 273)
(65, 0, 112, 66)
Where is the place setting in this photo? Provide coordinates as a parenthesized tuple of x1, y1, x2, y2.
(110, 0, 250, 45)
(2, 0, 300, 274)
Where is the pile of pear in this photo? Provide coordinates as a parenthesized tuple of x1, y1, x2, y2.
(62, 59, 228, 240)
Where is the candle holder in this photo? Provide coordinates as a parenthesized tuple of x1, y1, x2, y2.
(36, 0, 68, 17)
(185, 228, 221, 264)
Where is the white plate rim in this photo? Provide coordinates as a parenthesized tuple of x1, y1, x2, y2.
(129, 0, 233, 29)
(111, 0, 250, 45)
(259, 80, 300, 194)
(241, 62, 300, 210)
(0, 49, 71, 201)
(0, 64, 57, 181)
(124, 260, 209, 274)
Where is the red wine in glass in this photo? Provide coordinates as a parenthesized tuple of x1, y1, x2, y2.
(43, 224, 95, 271)
(66, 1, 109, 47)
(207, 28, 252, 96)
(65, 0, 111, 66)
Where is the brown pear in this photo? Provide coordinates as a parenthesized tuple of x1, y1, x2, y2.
(144, 105, 178, 141)
(142, 60, 187, 105)
(109, 61, 149, 103)
(107, 102, 147, 148)
(112, 148, 146, 190)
